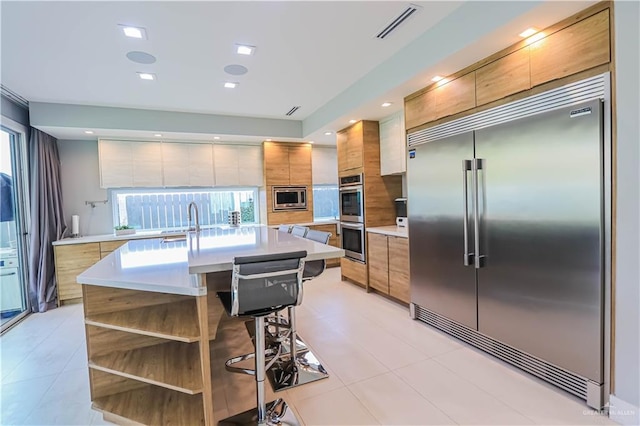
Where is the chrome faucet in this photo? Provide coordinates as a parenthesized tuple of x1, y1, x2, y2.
(187, 202, 200, 232)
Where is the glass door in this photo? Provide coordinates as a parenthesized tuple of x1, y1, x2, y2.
(1, 126, 29, 332)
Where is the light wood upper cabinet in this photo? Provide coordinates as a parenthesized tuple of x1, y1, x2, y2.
(263, 142, 291, 186)
(379, 111, 406, 175)
(530, 9, 610, 87)
(434, 72, 476, 120)
(405, 89, 436, 130)
(214, 145, 263, 187)
(263, 142, 312, 186)
(476, 47, 531, 106)
(288, 144, 312, 186)
(337, 122, 364, 173)
(162, 143, 215, 187)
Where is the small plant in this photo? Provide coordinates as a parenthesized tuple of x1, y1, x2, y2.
(114, 225, 133, 231)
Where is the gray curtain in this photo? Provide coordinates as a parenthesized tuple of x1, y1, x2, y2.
(28, 128, 67, 312)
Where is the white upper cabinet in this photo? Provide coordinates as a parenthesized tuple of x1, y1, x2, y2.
(99, 140, 163, 188)
(99, 140, 263, 188)
(213, 145, 263, 187)
(312, 146, 338, 185)
(379, 111, 406, 175)
(162, 143, 215, 187)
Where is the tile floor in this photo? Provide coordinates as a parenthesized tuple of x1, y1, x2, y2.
(0, 267, 616, 425)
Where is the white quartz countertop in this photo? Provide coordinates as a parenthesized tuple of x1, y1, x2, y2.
(76, 225, 345, 296)
(54, 221, 338, 246)
(366, 226, 408, 238)
(52, 229, 182, 246)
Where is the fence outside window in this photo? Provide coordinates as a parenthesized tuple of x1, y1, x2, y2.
(111, 188, 258, 231)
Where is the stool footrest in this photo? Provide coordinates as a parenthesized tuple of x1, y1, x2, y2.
(225, 347, 282, 376)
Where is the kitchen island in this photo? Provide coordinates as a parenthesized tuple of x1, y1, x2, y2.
(76, 225, 344, 426)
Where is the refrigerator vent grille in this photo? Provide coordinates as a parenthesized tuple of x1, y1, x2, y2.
(414, 304, 589, 400)
(408, 74, 606, 146)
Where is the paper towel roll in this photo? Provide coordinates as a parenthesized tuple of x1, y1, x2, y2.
(72, 215, 80, 236)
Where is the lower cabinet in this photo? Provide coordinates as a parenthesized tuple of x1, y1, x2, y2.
(366, 232, 410, 303)
(82, 278, 226, 425)
(54, 243, 101, 304)
(54, 239, 146, 305)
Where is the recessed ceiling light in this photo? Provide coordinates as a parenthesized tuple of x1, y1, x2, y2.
(349, 119, 357, 124)
(154, 134, 162, 137)
(519, 28, 538, 38)
(431, 75, 444, 82)
(84, 130, 94, 134)
(308, 141, 315, 144)
(525, 32, 546, 45)
(137, 72, 156, 81)
(324, 131, 332, 136)
(265, 139, 272, 142)
(236, 44, 255, 56)
(120, 25, 147, 39)
(224, 82, 238, 89)
(213, 136, 221, 140)
(381, 102, 392, 107)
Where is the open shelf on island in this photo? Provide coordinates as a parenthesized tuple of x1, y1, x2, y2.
(85, 299, 200, 342)
(92, 385, 204, 426)
(89, 340, 203, 394)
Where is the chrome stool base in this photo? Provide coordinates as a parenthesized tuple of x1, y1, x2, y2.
(245, 320, 329, 391)
(266, 350, 329, 392)
(218, 398, 300, 426)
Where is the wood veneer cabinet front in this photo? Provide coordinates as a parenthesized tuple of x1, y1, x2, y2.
(367, 233, 389, 293)
(366, 232, 409, 304)
(54, 243, 100, 304)
(82, 275, 226, 425)
(476, 47, 531, 106)
(404, 4, 612, 131)
(530, 9, 610, 87)
(263, 142, 312, 186)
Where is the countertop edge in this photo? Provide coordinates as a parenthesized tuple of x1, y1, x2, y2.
(366, 226, 409, 238)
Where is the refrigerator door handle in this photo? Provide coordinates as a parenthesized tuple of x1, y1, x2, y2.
(473, 158, 486, 268)
(462, 160, 473, 266)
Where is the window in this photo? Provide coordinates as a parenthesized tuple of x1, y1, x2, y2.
(111, 188, 258, 231)
(312, 185, 339, 221)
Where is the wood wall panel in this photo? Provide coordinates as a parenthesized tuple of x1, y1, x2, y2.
(530, 9, 610, 86)
(476, 47, 531, 106)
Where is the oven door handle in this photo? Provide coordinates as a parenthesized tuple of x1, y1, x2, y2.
(340, 222, 364, 230)
(339, 185, 363, 192)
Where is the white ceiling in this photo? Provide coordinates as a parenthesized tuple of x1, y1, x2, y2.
(1, 1, 596, 145)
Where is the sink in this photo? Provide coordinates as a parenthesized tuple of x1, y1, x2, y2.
(161, 235, 187, 243)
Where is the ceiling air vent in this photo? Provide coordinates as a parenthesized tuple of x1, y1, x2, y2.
(286, 106, 301, 116)
(375, 3, 421, 39)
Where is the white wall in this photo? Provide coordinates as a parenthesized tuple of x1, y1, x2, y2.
(612, 1, 640, 423)
(57, 139, 113, 235)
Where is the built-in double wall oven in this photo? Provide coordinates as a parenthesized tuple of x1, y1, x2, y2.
(339, 174, 366, 262)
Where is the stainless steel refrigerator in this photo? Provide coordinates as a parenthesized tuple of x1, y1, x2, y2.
(408, 97, 606, 407)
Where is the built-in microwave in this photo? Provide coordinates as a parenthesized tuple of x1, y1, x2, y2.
(273, 186, 307, 211)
